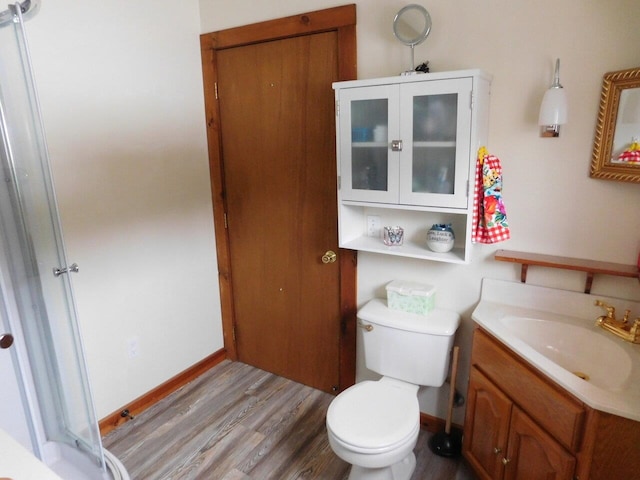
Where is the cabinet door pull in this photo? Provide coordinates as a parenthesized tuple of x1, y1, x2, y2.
(391, 139, 403, 151)
(502, 457, 511, 466)
(493, 447, 502, 454)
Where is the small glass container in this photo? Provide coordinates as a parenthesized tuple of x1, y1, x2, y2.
(383, 226, 404, 246)
(427, 224, 454, 253)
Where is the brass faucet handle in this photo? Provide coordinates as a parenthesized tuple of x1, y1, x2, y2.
(632, 319, 640, 342)
(622, 309, 631, 323)
(594, 300, 616, 319)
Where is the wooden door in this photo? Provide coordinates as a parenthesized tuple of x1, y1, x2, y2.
(463, 367, 512, 480)
(200, 7, 357, 394)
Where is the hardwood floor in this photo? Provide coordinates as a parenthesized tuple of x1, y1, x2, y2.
(103, 360, 476, 479)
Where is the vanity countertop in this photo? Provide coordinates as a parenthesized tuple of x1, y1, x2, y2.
(472, 278, 640, 422)
(0, 429, 63, 480)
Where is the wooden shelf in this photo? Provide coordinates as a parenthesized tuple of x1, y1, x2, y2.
(494, 249, 640, 294)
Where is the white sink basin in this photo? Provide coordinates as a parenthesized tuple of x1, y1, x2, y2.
(498, 316, 632, 391)
(472, 278, 640, 421)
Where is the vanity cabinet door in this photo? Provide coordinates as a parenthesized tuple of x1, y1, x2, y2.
(504, 407, 576, 480)
(463, 367, 512, 480)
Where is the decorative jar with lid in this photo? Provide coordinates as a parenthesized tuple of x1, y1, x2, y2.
(427, 224, 455, 253)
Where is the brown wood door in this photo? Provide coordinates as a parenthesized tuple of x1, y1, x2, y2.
(217, 33, 340, 392)
(200, 6, 358, 395)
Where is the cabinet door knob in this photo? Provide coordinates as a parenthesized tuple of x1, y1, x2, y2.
(493, 447, 502, 454)
(502, 457, 511, 466)
(391, 139, 403, 151)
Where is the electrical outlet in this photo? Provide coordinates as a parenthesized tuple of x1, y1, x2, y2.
(366, 215, 381, 237)
(127, 337, 139, 358)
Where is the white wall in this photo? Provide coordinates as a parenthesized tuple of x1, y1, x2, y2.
(25, 1, 223, 419)
(200, 0, 640, 424)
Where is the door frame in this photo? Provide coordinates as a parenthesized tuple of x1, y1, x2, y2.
(200, 5, 358, 391)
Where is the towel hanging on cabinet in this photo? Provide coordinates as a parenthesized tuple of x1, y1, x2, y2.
(472, 147, 511, 244)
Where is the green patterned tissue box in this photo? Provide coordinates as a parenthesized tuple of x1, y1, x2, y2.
(386, 280, 436, 315)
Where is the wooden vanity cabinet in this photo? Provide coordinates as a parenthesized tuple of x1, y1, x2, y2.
(464, 327, 640, 480)
(465, 367, 575, 480)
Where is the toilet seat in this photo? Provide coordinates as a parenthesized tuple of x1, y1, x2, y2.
(327, 380, 419, 454)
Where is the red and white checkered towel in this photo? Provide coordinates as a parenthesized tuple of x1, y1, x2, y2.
(471, 147, 510, 244)
(617, 140, 640, 163)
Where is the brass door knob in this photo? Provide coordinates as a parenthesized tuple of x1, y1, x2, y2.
(0, 333, 14, 349)
(321, 250, 337, 264)
(502, 457, 511, 466)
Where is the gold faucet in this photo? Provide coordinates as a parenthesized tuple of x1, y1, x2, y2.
(594, 300, 640, 344)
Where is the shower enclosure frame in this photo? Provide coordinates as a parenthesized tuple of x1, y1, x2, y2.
(0, 2, 128, 478)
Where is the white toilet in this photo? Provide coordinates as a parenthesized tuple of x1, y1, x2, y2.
(326, 298, 460, 480)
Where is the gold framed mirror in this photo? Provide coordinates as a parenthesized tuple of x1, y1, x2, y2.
(590, 67, 640, 183)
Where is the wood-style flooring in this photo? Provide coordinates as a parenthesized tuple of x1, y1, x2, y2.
(103, 360, 476, 479)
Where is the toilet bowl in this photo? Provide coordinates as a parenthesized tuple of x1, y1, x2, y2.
(327, 378, 420, 480)
(326, 298, 460, 480)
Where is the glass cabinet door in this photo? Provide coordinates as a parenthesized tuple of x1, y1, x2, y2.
(399, 78, 472, 208)
(338, 85, 400, 203)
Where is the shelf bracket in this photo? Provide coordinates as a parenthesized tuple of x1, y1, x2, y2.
(519, 263, 528, 284)
(584, 272, 595, 294)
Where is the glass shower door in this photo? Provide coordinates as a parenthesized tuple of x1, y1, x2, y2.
(0, 4, 105, 468)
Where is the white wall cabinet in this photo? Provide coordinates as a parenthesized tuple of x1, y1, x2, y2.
(333, 70, 491, 263)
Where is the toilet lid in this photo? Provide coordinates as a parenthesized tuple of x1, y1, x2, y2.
(327, 381, 419, 451)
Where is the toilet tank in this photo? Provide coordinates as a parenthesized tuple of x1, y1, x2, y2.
(358, 298, 460, 387)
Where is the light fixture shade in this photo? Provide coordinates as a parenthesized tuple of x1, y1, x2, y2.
(538, 87, 568, 126)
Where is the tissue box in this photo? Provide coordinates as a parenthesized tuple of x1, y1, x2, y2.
(386, 280, 436, 315)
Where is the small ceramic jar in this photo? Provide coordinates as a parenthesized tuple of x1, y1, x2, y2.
(427, 224, 454, 253)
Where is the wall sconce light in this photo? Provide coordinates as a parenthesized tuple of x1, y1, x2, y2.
(538, 59, 567, 137)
